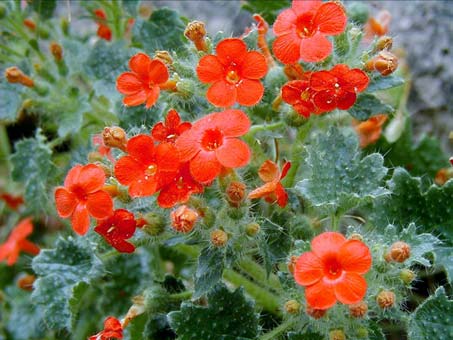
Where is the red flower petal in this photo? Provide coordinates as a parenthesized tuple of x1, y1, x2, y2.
(148, 59, 169, 84)
(129, 53, 151, 75)
(86, 190, 113, 219)
(64, 165, 82, 187)
(275, 182, 288, 207)
(280, 162, 291, 179)
(305, 279, 337, 310)
(129, 177, 158, 197)
(339, 240, 372, 274)
(336, 90, 356, 110)
(282, 80, 310, 104)
(151, 122, 168, 142)
(311, 232, 346, 259)
(55, 187, 77, 218)
(77, 164, 106, 194)
(211, 109, 251, 137)
(292, 0, 322, 16)
(166, 109, 181, 129)
(310, 70, 337, 91)
(114, 156, 145, 186)
(240, 51, 268, 79)
(236, 79, 265, 106)
(123, 90, 147, 106)
(206, 80, 237, 107)
(294, 251, 323, 286)
(258, 160, 280, 182)
(190, 150, 222, 183)
(197, 55, 224, 83)
(157, 185, 182, 208)
(18, 239, 40, 255)
(334, 272, 367, 304)
(272, 32, 301, 64)
(313, 90, 337, 111)
(248, 182, 277, 199)
(273, 8, 297, 35)
(314, 2, 347, 35)
(126, 134, 155, 165)
(216, 138, 251, 168)
(155, 143, 180, 173)
(116, 72, 143, 95)
(145, 86, 160, 108)
(298, 32, 332, 62)
(10, 218, 33, 240)
(341, 69, 370, 93)
(175, 130, 202, 163)
(71, 203, 90, 235)
(216, 38, 247, 66)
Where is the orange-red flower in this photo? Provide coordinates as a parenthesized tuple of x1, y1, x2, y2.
(92, 134, 115, 162)
(0, 193, 24, 210)
(94, 209, 138, 253)
(170, 205, 199, 233)
(0, 218, 40, 266)
(116, 53, 169, 108)
(364, 10, 391, 39)
(114, 134, 179, 198)
(89, 316, 123, 340)
(281, 80, 322, 117)
(273, 0, 347, 64)
(94, 9, 112, 41)
(352, 114, 387, 148)
(294, 232, 372, 310)
(55, 164, 114, 235)
(196, 38, 268, 107)
(248, 160, 291, 208)
(310, 64, 369, 111)
(175, 109, 251, 184)
(151, 109, 192, 143)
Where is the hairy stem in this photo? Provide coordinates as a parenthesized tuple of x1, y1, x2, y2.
(258, 318, 297, 340)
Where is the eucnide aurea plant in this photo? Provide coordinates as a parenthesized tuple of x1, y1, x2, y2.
(0, 1, 452, 339)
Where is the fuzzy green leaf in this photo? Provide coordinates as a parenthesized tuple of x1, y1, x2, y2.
(287, 331, 324, 340)
(371, 168, 453, 238)
(408, 287, 453, 340)
(367, 75, 404, 92)
(349, 93, 394, 121)
(168, 284, 259, 340)
(0, 81, 22, 122)
(433, 247, 453, 284)
(132, 9, 187, 54)
(241, 0, 290, 23)
(10, 132, 56, 214)
(31, 237, 103, 330)
(193, 246, 225, 299)
(30, 0, 56, 18)
(296, 127, 388, 216)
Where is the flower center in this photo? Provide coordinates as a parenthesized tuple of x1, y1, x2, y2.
(72, 186, 88, 202)
(226, 70, 240, 84)
(145, 163, 158, 177)
(201, 129, 224, 151)
(107, 225, 116, 234)
(324, 257, 343, 280)
(296, 15, 315, 38)
(176, 176, 185, 190)
(300, 89, 310, 101)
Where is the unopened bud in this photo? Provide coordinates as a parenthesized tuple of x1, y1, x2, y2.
(283, 63, 305, 80)
(284, 300, 301, 314)
(138, 4, 153, 19)
(102, 184, 120, 198)
(93, 162, 112, 177)
(184, 21, 207, 52)
(154, 50, 173, 65)
(5, 67, 34, 87)
(400, 269, 416, 284)
(171, 205, 198, 233)
(287, 255, 298, 274)
(245, 222, 260, 237)
(88, 151, 104, 163)
(123, 295, 146, 328)
(348, 301, 368, 318)
(226, 181, 246, 207)
(388, 241, 411, 263)
(140, 212, 166, 236)
(376, 290, 395, 309)
(306, 305, 326, 319)
(356, 327, 368, 338)
(17, 274, 36, 291)
(365, 51, 398, 76)
(435, 168, 453, 186)
(376, 36, 393, 51)
(23, 18, 36, 31)
(349, 233, 363, 241)
(50, 42, 63, 62)
(329, 330, 346, 340)
(102, 126, 127, 151)
(211, 229, 228, 247)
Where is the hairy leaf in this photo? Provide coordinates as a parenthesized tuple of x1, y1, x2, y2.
(193, 246, 225, 299)
(349, 93, 394, 121)
(433, 247, 453, 284)
(242, 0, 290, 23)
(0, 81, 22, 122)
(367, 75, 404, 92)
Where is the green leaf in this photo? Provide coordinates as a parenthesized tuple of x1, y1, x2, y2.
(433, 247, 453, 284)
(31, 237, 104, 330)
(371, 168, 453, 238)
(241, 0, 290, 23)
(287, 331, 324, 340)
(122, 0, 139, 16)
(132, 9, 187, 54)
(168, 284, 259, 340)
(10, 132, 56, 214)
(349, 93, 394, 121)
(408, 287, 453, 340)
(193, 246, 225, 299)
(30, 0, 56, 18)
(296, 127, 388, 216)
(367, 75, 404, 92)
(0, 81, 22, 122)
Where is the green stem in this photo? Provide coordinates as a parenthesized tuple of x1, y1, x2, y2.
(258, 318, 297, 340)
(247, 121, 285, 137)
(110, 0, 123, 40)
(169, 291, 193, 301)
(237, 257, 282, 292)
(331, 212, 341, 231)
(223, 268, 282, 317)
(100, 249, 118, 261)
(0, 44, 23, 57)
(0, 125, 11, 170)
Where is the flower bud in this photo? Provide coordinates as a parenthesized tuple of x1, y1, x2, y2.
(138, 3, 153, 19)
(349, 233, 363, 241)
(435, 168, 453, 186)
(88, 151, 104, 163)
(356, 327, 368, 338)
(329, 330, 346, 340)
(102, 126, 127, 151)
(50, 42, 63, 62)
(171, 205, 198, 233)
(400, 269, 416, 284)
(388, 241, 411, 263)
(154, 50, 173, 65)
(376, 290, 395, 309)
(23, 18, 36, 31)
(226, 181, 246, 207)
(210, 229, 228, 247)
(287, 255, 298, 274)
(365, 51, 398, 76)
(123, 295, 146, 328)
(245, 222, 260, 237)
(17, 274, 36, 291)
(184, 21, 207, 52)
(306, 305, 326, 319)
(284, 300, 301, 314)
(283, 63, 305, 80)
(348, 301, 368, 318)
(376, 36, 393, 51)
(140, 212, 166, 236)
(5, 67, 34, 87)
